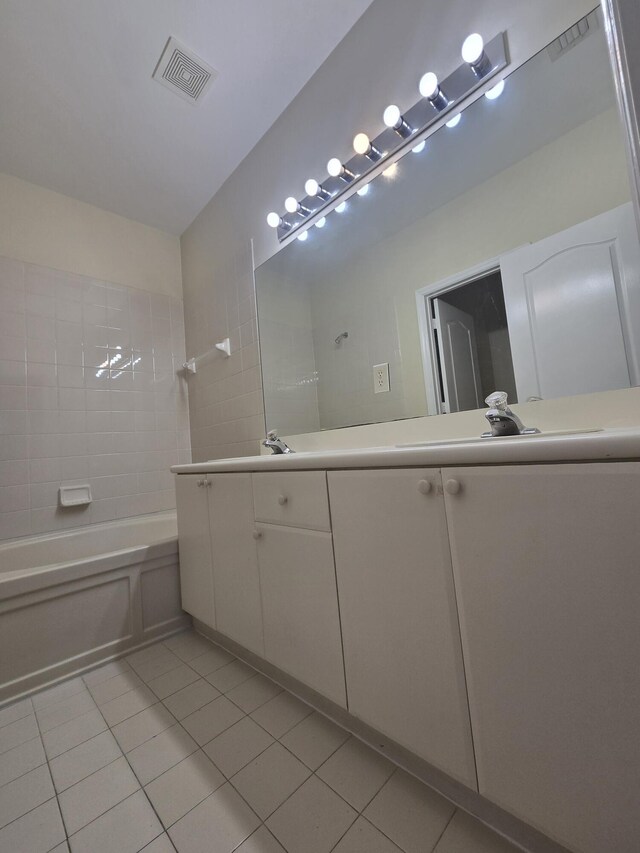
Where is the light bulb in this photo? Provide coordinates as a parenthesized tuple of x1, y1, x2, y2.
(336, 201, 347, 213)
(297, 231, 308, 242)
(357, 184, 370, 197)
(419, 72, 439, 100)
(284, 196, 298, 214)
(327, 157, 343, 177)
(315, 217, 326, 228)
(461, 33, 484, 65)
(383, 105, 401, 129)
(266, 212, 281, 228)
(412, 140, 426, 154)
(353, 132, 371, 155)
(446, 113, 461, 128)
(304, 179, 319, 197)
(485, 79, 505, 100)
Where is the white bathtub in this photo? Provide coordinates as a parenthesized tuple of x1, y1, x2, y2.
(0, 512, 189, 704)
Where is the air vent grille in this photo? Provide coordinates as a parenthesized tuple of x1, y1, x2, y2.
(547, 10, 598, 61)
(153, 37, 217, 103)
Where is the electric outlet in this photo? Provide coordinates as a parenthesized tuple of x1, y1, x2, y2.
(373, 362, 390, 393)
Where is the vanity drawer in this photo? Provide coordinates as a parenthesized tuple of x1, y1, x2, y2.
(252, 471, 330, 531)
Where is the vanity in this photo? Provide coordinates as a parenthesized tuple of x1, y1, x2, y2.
(173, 429, 640, 853)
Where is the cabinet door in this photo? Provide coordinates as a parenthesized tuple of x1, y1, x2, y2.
(209, 474, 264, 655)
(256, 524, 346, 707)
(328, 468, 476, 788)
(444, 463, 640, 853)
(174, 474, 215, 627)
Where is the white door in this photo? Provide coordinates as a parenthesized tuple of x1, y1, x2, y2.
(328, 468, 477, 788)
(433, 298, 483, 413)
(444, 463, 640, 853)
(500, 203, 640, 401)
(174, 474, 215, 627)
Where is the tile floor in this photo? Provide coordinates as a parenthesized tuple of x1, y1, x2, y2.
(0, 630, 521, 853)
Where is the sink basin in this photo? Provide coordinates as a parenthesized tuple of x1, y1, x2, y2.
(396, 428, 602, 449)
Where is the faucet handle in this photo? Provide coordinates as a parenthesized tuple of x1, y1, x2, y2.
(485, 391, 509, 411)
(266, 429, 278, 440)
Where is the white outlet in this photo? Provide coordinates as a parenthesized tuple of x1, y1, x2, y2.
(373, 363, 390, 393)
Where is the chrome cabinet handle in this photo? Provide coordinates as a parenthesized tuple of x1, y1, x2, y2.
(252, 529, 263, 540)
(277, 494, 288, 506)
(417, 479, 432, 495)
(445, 479, 462, 495)
(197, 479, 204, 487)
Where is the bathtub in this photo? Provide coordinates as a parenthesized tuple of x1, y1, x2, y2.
(0, 512, 190, 704)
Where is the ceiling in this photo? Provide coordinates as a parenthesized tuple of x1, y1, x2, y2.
(0, 0, 375, 234)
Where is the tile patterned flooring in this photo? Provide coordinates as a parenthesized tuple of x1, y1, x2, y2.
(0, 630, 521, 853)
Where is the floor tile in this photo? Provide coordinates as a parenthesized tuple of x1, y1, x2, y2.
(181, 696, 244, 746)
(317, 737, 395, 811)
(226, 674, 283, 714)
(0, 797, 65, 853)
(32, 677, 86, 710)
(164, 632, 214, 662)
(280, 711, 350, 771)
(42, 709, 108, 760)
(168, 782, 260, 853)
(126, 644, 170, 668)
(58, 755, 139, 835)
(140, 834, 176, 853)
(231, 742, 310, 819)
(35, 690, 96, 733)
(250, 691, 312, 739)
(235, 826, 286, 853)
(203, 717, 274, 778)
(88, 671, 144, 706)
(162, 680, 220, 721)
(0, 697, 33, 729)
(112, 704, 176, 753)
(100, 685, 157, 727)
(127, 724, 198, 786)
(51, 842, 71, 853)
(0, 764, 55, 829)
(130, 651, 183, 683)
(333, 817, 403, 852)
(0, 736, 46, 788)
(147, 664, 199, 700)
(433, 809, 520, 853)
(364, 769, 456, 853)
(266, 775, 357, 853)
(83, 659, 132, 688)
(205, 660, 256, 693)
(68, 790, 163, 853)
(0, 713, 40, 755)
(50, 731, 122, 792)
(188, 647, 235, 677)
(145, 751, 225, 828)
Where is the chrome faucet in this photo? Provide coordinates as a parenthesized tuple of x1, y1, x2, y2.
(262, 430, 294, 455)
(482, 391, 540, 438)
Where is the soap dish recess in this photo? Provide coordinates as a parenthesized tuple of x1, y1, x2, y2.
(59, 485, 92, 507)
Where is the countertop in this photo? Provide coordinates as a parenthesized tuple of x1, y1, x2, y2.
(171, 427, 640, 474)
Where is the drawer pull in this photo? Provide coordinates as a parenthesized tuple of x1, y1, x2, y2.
(277, 494, 288, 506)
(417, 479, 432, 495)
(445, 478, 462, 495)
(252, 529, 263, 540)
(197, 479, 205, 487)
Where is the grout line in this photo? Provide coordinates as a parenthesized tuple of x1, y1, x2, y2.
(0, 733, 46, 790)
(30, 699, 70, 844)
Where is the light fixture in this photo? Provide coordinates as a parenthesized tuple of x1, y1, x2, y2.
(357, 184, 370, 197)
(305, 178, 331, 200)
(266, 212, 283, 228)
(335, 201, 347, 213)
(419, 72, 449, 111)
(327, 157, 356, 182)
(315, 217, 327, 228)
(485, 79, 505, 100)
(412, 140, 426, 154)
(382, 163, 397, 178)
(383, 105, 413, 138)
(297, 231, 308, 242)
(284, 196, 311, 216)
(446, 113, 461, 128)
(353, 132, 383, 162)
(462, 33, 491, 77)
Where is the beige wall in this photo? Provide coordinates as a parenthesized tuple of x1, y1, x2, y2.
(0, 173, 182, 297)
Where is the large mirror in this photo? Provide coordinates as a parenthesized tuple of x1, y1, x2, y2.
(255, 8, 640, 436)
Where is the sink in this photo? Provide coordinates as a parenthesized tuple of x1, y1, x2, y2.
(396, 428, 602, 449)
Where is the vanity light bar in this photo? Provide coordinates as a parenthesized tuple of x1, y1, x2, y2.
(269, 31, 507, 242)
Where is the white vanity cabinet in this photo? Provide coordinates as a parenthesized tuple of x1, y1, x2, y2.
(328, 468, 477, 788)
(443, 463, 640, 853)
(174, 473, 215, 626)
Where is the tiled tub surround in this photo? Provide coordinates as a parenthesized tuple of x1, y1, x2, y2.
(0, 513, 189, 704)
(0, 254, 190, 542)
(0, 630, 520, 853)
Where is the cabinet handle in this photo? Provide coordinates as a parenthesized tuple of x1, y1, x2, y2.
(197, 479, 204, 487)
(417, 479, 432, 495)
(277, 494, 288, 506)
(205, 479, 212, 487)
(252, 529, 263, 540)
(445, 478, 462, 495)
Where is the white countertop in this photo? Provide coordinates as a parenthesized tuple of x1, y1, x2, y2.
(171, 427, 640, 474)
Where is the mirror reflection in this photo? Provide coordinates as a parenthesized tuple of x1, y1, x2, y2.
(255, 8, 640, 436)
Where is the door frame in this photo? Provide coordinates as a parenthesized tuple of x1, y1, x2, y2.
(416, 256, 501, 415)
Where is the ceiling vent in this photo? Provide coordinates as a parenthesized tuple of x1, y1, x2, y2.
(547, 10, 598, 62)
(153, 37, 217, 103)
